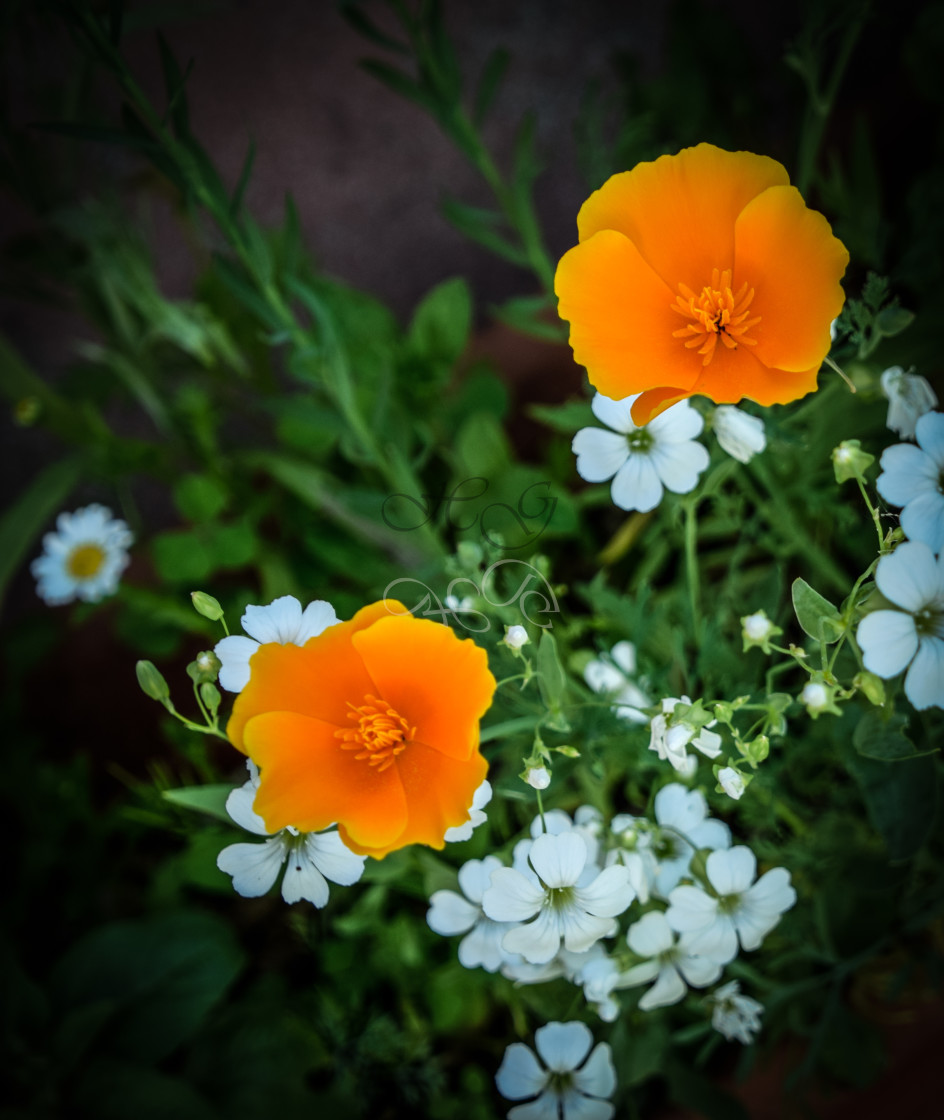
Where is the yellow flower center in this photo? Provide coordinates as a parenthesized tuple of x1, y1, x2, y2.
(66, 543, 107, 580)
(335, 694, 415, 772)
(671, 268, 760, 366)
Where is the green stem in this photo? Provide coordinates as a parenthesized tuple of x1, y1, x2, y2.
(684, 498, 701, 637)
(855, 476, 885, 554)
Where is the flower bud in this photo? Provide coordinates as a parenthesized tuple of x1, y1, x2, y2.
(504, 624, 530, 650)
(740, 609, 781, 654)
(188, 649, 222, 684)
(713, 406, 766, 463)
(524, 765, 551, 790)
(831, 439, 875, 484)
(800, 680, 841, 719)
(853, 670, 886, 707)
(717, 766, 748, 800)
(136, 659, 170, 703)
(191, 590, 225, 622)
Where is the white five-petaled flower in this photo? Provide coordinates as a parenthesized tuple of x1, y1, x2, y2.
(856, 541, 944, 710)
(216, 762, 365, 906)
(648, 696, 723, 773)
(482, 832, 634, 965)
(31, 503, 133, 605)
(881, 366, 938, 440)
(426, 856, 519, 973)
(618, 911, 724, 1010)
(876, 411, 944, 554)
(666, 846, 796, 964)
(443, 779, 492, 842)
(214, 595, 339, 692)
(584, 640, 651, 724)
(708, 980, 765, 1044)
(645, 783, 731, 898)
(712, 405, 766, 464)
(495, 1020, 617, 1120)
(572, 392, 709, 513)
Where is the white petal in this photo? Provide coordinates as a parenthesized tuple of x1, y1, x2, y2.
(713, 406, 766, 462)
(745, 866, 796, 913)
(508, 1092, 563, 1120)
(225, 782, 269, 836)
(617, 960, 661, 987)
(584, 658, 626, 694)
(559, 1092, 614, 1120)
(217, 837, 286, 897)
(858, 610, 919, 678)
(916, 410, 944, 464)
(560, 908, 619, 954)
(296, 600, 341, 643)
(706, 847, 756, 895)
(495, 1043, 548, 1101)
(638, 964, 686, 1010)
(676, 953, 723, 988)
(573, 427, 629, 483)
(732, 903, 782, 951)
(875, 541, 941, 612)
(214, 635, 259, 693)
(877, 444, 938, 506)
(591, 392, 640, 434)
(679, 916, 739, 963)
(692, 728, 723, 758)
(647, 399, 704, 442)
(529, 832, 587, 888)
(280, 847, 330, 907)
(610, 453, 664, 513)
(689, 818, 731, 852)
(900, 490, 944, 554)
(654, 783, 706, 832)
(627, 911, 674, 957)
(458, 855, 505, 905)
(575, 865, 634, 917)
(503, 908, 562, 964)
(572, 1042, 617, 1099)
(482, 868, 545, 922)
(458, 919, 514, 972)
(610, 641, 637, 675)
(905, 636, 944, 710)
(666, 885, 718, 931)
(241, 596, 303, 644)
(535, 1021, 593, 1073)
(648, 439, 710, 495)
(471, 779, 493, 811)
(427, 890, 480, 935)
(303, 831, 366, 885)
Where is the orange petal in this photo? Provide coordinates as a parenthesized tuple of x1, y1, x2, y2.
(630, 386, 695, 426)
(342, 739, 488, 859)
(226, 600, 399, 751)
(555, 229, 700, 399)
(734, 185, 849, 372)
(576, 144, 789, 291)
(351, 615, 496, 762)
(245, 710, 409, 845)
(692, 344, 821, 407)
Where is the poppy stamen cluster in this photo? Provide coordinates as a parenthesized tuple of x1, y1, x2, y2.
(672, 269, 760, 365)
(336, 695, 416, 772)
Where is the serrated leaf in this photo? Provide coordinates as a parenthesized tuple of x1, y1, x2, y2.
(162, 785, 233, 823)
(792, 577, 843, 643)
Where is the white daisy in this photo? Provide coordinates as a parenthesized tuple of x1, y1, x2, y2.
(495, 1020, 617, 1120)
(426, 856, 518, 972)
(216, 763, 365, 907)
(856, 540, 944, 710)
(648, 696, 723, 773)
(214, 595, 340, 692)
(881, 366, 938, 440)
(665, 846, 796, 964)
(443, 779, 493, 842)
(572, 392, 709, 513)
(708, 980, 765, 1044)
(876, 411, 944, 553)
(584, 640, 651, 724)
(31, 503, 133, 605)
(712, 405, 766, 464)
(618, 911, 724, 1010)
(482, 832, 634, 965)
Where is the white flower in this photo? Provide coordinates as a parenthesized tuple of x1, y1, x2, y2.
(648, 696, 722, 772)
(712, 406, 766, 463)
(618, 911, 724, 1010)
(742, 611, 775, 644)
(709, 980, 764, 1044)
(572, 392, 709, 513)
(505, 624, 530, 650)
(214, 595, 339, 692)
(482, 832, 634, 964)
(800, 681, 829, 713)
(881, 366, 938, 440)
(443, 779, 492, 843)
(495, 1021, 616, 1120)
(605, 814, 658, 903)
(528, 806, 603, 879)
(718, 767, 746, 800)
(573, 948, 623, 1021)
(31, 504, 133, 605)
(584, 640, 651, 724)
(216, 763, 365, 906)
(666, 846, 796, 964)
(876, 412, 944, 553)
(647, 783, 731, 898)
(427, 856, 518, 972)
(856, 541, 944, 710)
(525, 766, 551, 790)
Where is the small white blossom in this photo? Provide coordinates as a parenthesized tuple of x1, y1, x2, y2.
(572, 392, 709, 513)
(504, 624, 530, 650)
(31, 504, 133, 605)
(857, 541, 944, 710)
(881, 366, 938, 440)
(800, 681, 829, 713)
(584, 640, 651, 723)
(647, 783, 731, 898)
(618, 911, 724, 1010)
(718, 767, 746, 800)
(216, 763, 365, 907)
(525, 766, 551, 790)
(709, 980, 765, 1044)
(482, 832, 634, 964)
(444, 779, 492, 842)
(214, 595, 339, 692)
(427, 856, 518, 972)
(527, 807, 603, 880)
(713, 406, 766, 463)
(648, 696, 722, 772)
(876, 411, 944, 553)
(495, 1021, 616, 1120)
(666, 846, 796, 964)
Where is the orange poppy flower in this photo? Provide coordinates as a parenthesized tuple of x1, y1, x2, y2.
(555, 143, 849, 425)
(226, 601, 496, 859)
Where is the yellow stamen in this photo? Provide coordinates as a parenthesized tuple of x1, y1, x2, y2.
(66, 543, 106, 580)
(671, 268, 760, 366)
(334, 694, 415, 773)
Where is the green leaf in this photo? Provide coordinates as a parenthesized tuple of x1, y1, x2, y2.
(408, 277, 472, 367)
(162, 784, 233, 823)
(203, 519, 258, 570)
(473, 47, 510, 125)
(493, 295, 567, 342)
(848, 751, 938, 860)
(455, 411, 510, 478)
(74, 1059, 216, 1120)
(875, 305, 914, 338)
(151, 529, 214, 583)
(440, 196, 527, 266)
(528, 399, 596, 432)
(359, 59, 436, 112)
(853, 710, 919, 761)
(536, 631, 567, 715)
(230, 136, 256, 217)
(791, 577, 844, 643)
(157, 32, 193, 137)
(172, 473, 228, 523)
(0, 458, 83, 604)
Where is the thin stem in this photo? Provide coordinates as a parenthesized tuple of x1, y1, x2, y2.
(684, 499, 701, 637)
(854, 476, 885, 553)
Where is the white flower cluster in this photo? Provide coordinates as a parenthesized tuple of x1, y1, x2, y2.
(856, 410, 944, 710)
(427, 785, 794, 1049)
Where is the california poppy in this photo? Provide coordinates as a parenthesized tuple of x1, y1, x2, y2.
(227, 601, 496, 858)
(555, 144, 849, 425)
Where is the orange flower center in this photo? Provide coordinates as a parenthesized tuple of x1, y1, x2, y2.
(66, 543, 106, 579)
(671, 268, 760, 366)
(335, 694, 416, 772)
